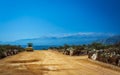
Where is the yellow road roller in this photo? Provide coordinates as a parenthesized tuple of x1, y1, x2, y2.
(26, 43, 34, 52)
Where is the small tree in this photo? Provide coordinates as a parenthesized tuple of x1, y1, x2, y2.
(63, 44, 70, 50)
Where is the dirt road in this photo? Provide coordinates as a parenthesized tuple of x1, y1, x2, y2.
(0, 50, 120, 75)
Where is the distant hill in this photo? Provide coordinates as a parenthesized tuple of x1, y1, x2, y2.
(0, 33, 114, 46)
(97, 35, 120, 44)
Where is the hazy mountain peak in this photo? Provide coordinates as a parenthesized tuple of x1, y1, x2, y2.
(0, 32, 118, 45)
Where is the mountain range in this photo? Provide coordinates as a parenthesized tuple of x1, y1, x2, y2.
(0, 33, 120, 46)
(97, 35, 120, 44)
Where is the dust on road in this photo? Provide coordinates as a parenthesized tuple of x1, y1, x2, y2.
(0, 50, 120, 75)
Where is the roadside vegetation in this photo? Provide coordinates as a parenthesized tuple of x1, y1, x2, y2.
(0, 44, 25, 59)
(49, 42, 120, 67)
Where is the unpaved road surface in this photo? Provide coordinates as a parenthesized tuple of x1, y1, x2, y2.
(0, 50, 120, 75)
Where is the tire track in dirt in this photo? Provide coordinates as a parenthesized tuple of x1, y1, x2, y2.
(0, 50, 120, 75)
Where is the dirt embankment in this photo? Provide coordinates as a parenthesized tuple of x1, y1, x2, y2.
(0, 50, 120, 75)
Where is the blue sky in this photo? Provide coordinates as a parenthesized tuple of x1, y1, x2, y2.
(0, 0, 120, 41)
